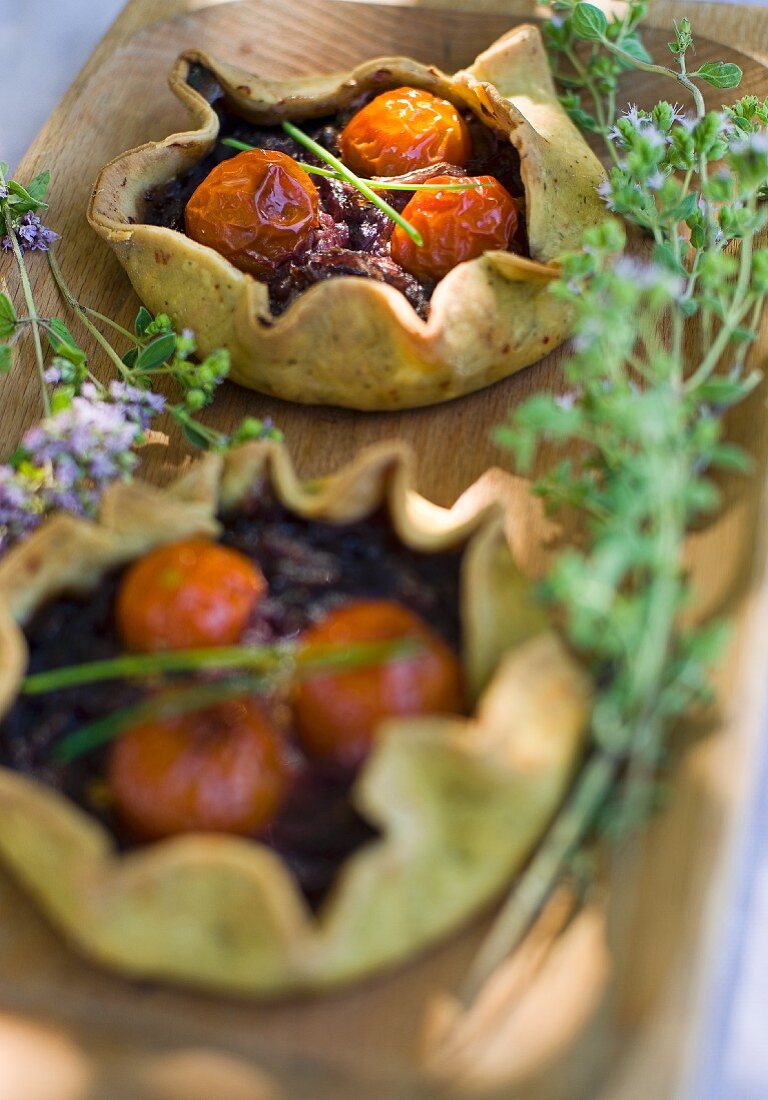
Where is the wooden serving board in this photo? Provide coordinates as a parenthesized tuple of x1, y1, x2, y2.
(1, 2, 768, 1098)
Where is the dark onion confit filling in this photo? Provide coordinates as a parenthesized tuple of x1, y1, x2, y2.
(141, 63, 525, 319)
(0, 484, 462, 908)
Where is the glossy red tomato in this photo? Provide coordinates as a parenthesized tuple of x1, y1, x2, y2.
(108, 697, 286, 840)
(185, 149, 319, 277)
(293, 599, 463, 768)
(116, 539, 266, 653)
(339, 87, 471, 178)
(390, 175, 519, 282)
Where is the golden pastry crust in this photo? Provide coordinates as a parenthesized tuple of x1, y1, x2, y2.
(87, 25, 606, 411)
(0, 442, 589, 995)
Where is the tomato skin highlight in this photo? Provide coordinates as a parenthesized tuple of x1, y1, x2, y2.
(108, 698, 287, 841)
(390, 175, 519, 282)
(339, 87, 471, 178)
(185, 149, 319, 277)
(293, 599, 463, 768)
(116, 539, 266, 653)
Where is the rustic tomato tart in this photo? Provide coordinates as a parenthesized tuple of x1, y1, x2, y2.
(0, 442, 589, 995)
(88, 25, 606, 410)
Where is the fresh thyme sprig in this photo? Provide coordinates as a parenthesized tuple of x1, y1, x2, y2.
(0, 163, 56, 413)
(222, 136, 492, 192)
(471, 6, 768, 996)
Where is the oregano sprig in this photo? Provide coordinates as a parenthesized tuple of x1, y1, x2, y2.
(469, 8, 768, 997)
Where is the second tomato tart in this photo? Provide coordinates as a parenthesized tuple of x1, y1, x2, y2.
(88, 24, 606, 410)
(0, 442, 589, 995)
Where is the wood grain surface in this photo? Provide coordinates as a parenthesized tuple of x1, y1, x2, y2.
(1, 3, 767, 1099)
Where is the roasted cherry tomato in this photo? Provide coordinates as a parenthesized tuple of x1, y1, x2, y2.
(108, 697, 286, 840)
(390, 175, 519, 282)
(116, 539, 266, 653)
(293, 599, 463, 768)
(185, 149, 319, 277)
(339, 87, 471, 178)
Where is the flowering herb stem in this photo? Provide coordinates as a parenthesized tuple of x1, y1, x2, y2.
(47, 247, 131, 381)
(480, 2, 768, 990)
(0, 179, 51, 414)
(222, 137, 491, 192)
(0, 166, 280, 553)
(22, 637, 419, 695)
(460, 754, 618, 1003)
(279, 121, 424, 245)
(79, 305, 137, 345)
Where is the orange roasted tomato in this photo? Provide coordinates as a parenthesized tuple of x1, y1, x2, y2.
(339, 87, 471, 178)
(185, 149, 319, 278)
(390, 174, 519, 283)
(293, 599, 463, 768)
(116, 539, 266, 653)
(107, 698, 286, 840)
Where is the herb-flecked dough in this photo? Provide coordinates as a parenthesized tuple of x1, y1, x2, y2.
(0, 442, 589, 995)
(87, 25, 607, 410)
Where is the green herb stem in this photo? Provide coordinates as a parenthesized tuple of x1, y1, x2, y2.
(460, 752, 618, 1004)
(81, 305, 137, 345)
(52, 676, 269, 763)
(685, 229, 757, 394)
(47, 248, 132, 381)
(23, 645, 289, 693)
(221, 138, 490, 192)
(280, 121, 424, 246)
(601, 37, 707, 118)
(2, 206, 51, 415)
(22, 637, 422, 695)
(45, 636, 423, 763)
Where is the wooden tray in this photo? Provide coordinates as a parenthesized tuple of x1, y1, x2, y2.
(2, 2, 768, 1097)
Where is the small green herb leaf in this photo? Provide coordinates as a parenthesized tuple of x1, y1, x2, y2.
(51, 385, 75, 413)
(0, 345, 13, 374)
(135, 332, 177, 371)
(26, 171, 51, 206)
(617, 32, 652, 66)
(180, 418, 215, 450)
(134, 306, 153, 337)
(0, 293, 18, 339)
(45, 318, 86, 365)
(692, 61, 742, 89)
(571, 2, 608, 41)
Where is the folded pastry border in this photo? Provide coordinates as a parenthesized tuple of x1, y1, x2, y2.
(0, 441, 589, 995)
(87, 24, 607, 410)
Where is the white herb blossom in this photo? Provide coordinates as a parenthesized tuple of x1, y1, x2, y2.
(612, 257, 684, 297)
(730, 129, 768, 156)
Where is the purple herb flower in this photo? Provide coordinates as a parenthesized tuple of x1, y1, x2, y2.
(0, 385, 166, 555)
(2, 212, 59, 253)
(0, 464, 47, 555)
(107, 380, 166, 429)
